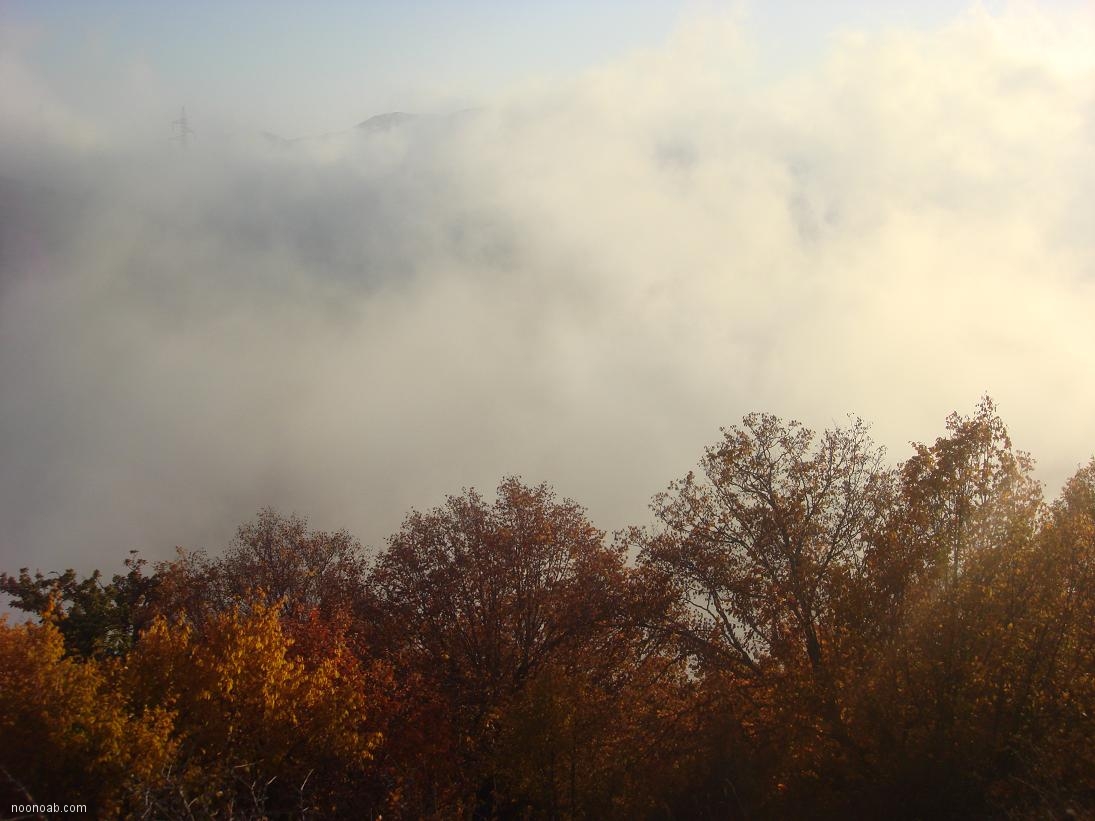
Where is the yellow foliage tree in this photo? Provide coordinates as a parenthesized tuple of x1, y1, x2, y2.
(0, 613, 174, 816)
(126, 599, 382, 817)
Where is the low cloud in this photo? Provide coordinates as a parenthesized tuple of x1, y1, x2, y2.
(2, 6, 1094, 571)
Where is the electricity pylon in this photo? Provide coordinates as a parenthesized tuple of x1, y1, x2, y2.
(171, 106, 194, 147)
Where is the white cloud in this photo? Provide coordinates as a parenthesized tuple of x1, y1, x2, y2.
(2, 5, 1094, 572)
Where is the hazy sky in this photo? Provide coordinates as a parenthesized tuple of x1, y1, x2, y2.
(2, 1, 1094, 573)
(3, 0, 1026, 137)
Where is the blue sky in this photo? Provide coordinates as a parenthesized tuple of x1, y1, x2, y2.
(3, 0, 1032, 136)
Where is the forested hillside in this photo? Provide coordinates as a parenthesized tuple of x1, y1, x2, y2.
(2, 398, 1093, 819)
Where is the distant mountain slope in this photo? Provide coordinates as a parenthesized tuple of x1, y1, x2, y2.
(260, 112, 418, 147)
(356, 112, 416, 133)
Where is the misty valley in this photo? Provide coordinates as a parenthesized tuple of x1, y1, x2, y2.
(4, 2, 1095, 818)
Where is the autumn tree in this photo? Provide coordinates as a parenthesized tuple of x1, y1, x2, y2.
(632, 413, 903, 815)
(4, 402, 1093, 819)
(637, 413, 890, 676)
(997, 458, 1095, 816)
(366, 477, 675, 818)
(843, 399, 1055, 818)
(125, 600, 382, 818)
(0, 552, 160, 658)
(896, 396, 1042, 591)
(0, 613, 174, 815)
(154, 508, 369, 625)
(489, 647, 695, 820)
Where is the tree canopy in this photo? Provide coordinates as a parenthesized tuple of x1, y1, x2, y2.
(2, 400, 1093, 819)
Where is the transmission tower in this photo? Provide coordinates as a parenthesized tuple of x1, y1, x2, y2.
(171, 106, 194, 147)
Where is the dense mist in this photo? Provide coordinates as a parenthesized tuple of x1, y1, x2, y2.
(2, 7, 1094, 571)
